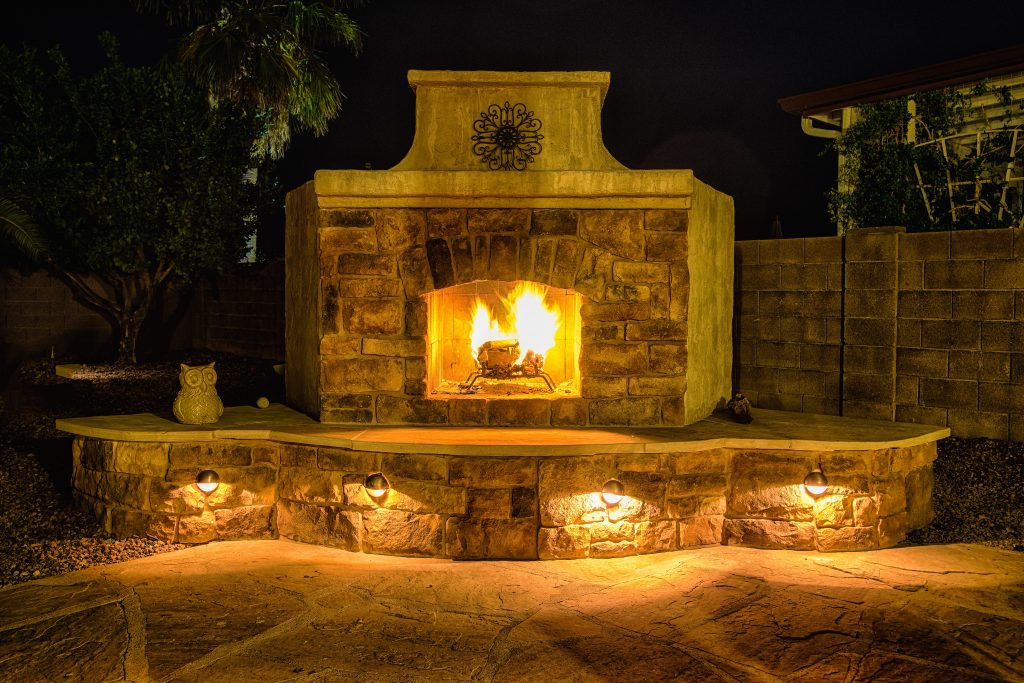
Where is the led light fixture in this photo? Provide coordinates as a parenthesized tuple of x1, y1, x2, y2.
(601, 478, 625, 506)
(803, 466, 828, 496)
(195, 469, 220, 493)
(364, 472, 390, 498)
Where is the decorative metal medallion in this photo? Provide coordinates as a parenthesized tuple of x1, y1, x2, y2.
(471, 102, 543, 170)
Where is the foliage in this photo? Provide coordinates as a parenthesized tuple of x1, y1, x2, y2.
(135, 0, 363, 159)
(0, 36, 272, 362)
(909, 437, 1024, 547)
(0, 197, 47, 261)
(828, 83, 1024, 231)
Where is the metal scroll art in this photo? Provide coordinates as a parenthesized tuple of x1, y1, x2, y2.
(471, 102, 543, 170)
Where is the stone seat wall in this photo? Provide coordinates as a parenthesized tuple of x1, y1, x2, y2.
(72, 436, 936, 557)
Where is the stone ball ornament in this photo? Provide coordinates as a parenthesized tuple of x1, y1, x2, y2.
(172, 362, 224, 424)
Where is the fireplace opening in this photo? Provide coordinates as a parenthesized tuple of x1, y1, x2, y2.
(425, 281, 582, 397)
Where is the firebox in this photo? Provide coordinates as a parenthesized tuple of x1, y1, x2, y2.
(425, 281, 582, 397)
(285, 70, 735, 427)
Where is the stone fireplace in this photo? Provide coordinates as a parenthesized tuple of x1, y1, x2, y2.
(285, 70, 735, 426)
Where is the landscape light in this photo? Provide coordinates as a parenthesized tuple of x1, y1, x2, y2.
(364, 472, 390, 498)
(195, 469, 220, 493)
(803, 466, 828, 496)
(601, 478, 625, 506)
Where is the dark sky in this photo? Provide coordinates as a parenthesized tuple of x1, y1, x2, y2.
(3, 1, 1023, 239)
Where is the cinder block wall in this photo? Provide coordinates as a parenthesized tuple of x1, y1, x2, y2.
(736, 226, 1024, 440)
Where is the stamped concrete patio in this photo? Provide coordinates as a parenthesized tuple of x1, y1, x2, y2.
(1, 540, 1021, 681)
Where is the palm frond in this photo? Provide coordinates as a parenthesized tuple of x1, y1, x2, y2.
(0, 198, 49, 261)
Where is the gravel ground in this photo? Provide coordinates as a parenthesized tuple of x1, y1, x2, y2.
(0, 352, 283, 588)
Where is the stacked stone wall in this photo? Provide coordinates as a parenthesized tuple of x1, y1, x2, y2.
(73, 435, 936, 556)
(314, 207, 692, 427)
(736, 226, 1024, 439)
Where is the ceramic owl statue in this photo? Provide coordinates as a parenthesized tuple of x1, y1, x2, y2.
(173, 362, 224, 424)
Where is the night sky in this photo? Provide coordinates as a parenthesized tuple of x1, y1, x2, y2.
(3, 1, 1023, 240)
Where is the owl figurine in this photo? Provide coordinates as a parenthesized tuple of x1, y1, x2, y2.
(173, 362, 224, 424)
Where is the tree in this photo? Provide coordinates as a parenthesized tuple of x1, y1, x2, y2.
(136, 0, 363, 159)
(0, 37, 269, 363)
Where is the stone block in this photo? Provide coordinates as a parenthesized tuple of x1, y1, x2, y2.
(820, 452, 869, 473)
(799, 344, 840, 372)
(445, 518, 537, 559)
(727, 451, 814, 521)
(376, 395, 449, 424)
(398, 247, 433, 297)
(379, 453, 447, 482)
(530, 238, 555, 282)
(573, 248, 614, 301)
(669, 449, 729, 475)
(337, 253, 394, 276)
(581, 300, 651, 321)
(109, 507, 175, 541)
(581, 376, 628, 399)
(649, 344, 687, 374)
(320, 227, 377, 253)
(321, 357, 404, 393)
(580, 342, 648, 374)
(168, 443, 252, 468)
(449, 399, 488, 425)
(177, 511, 218, 544)
(843, 373, 894, 404)
(148, 480, 205, 515)
(405, 300, 427, 336)
(320, 394, 374, 423)
(467, 488, 512, 519)
(361, 338, 425, 357)
(97, 472, 150, 510)
(319, 335, 361, 356)
(590, 540, 636, 558)
(756, 341, 800, 368)
(644, 209, 688, 232)
(679, 515, 724, 547)
(538, 525, 589, 559)
(874, 477, 907, 518)
(451, 237, 474, 282)
(277, 500, 361, 551)
(722, 518, 814, 550)
(582, 322, 624, 341)
(531, 209, 579, 235)
(362, 509, 443, 557)
(897, 374, 921, 407)
(877, 512, 908, 548)
(980, 321, 1024, 352)
(468, 208, 531, 233)
(612, 261, 669, 283)
(947, 409, 1008, 440)
(375, 209, 426, 250)
(538, 455, 614, 526)
(110, 442, 168, 478)
(845, 261, 896, 289)
(278, 466, 345, 504)
(852, 496, 877, 527)
(378, 479, 467, 515)
(450, 457, 537, 488)
(550, 238, 583, 289)
(342, 298, 404, 335)
(844, 318, 895, 347)
(578, 210, 644, 260)
(894, 404, 948, 427)
(511, 487, 537, 518)
(550, 398, 587, 426)
(804, 236, 842, 262)
(317, 446, 378, 473)
(487, 398, 550, 426)
(897, 290, 951, 319)
(625, 319, 687, 341)
(425, 238, 456, 288)
(905, 467, 934, 530)
(779, 263, 827, 291)
(898, 261, 924, 289)
(645, 231, 687, 262)
(214, 505, 274, 540)
(813, 494, 852, 528)
(924, 260, 984, 289)
(489, 235, 520, 281)
(426, 208, 466, 238)
(251, 444, 279, 465)
(667, 473, 727, 498)
(758, 239, 804, 264)
(589, 397, 661, 426)
(604, 282, 651, 303)
(628, 375, 686, 396)
(615, 453, 663, 473)
(320, 209, 374, 228)
(815, 526, 876, 552)
(635, 519, 677, 554)
(775, 368, 825, 396)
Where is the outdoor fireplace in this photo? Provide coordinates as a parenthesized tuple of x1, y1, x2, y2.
(285, 70, 735, 426)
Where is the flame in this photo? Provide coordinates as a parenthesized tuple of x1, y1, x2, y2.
(469, 282, 561, 364)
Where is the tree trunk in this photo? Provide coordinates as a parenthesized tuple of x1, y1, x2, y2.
(115, 305, 149, 365)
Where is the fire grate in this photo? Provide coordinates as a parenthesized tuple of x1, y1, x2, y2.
(460, 339, 556, 392)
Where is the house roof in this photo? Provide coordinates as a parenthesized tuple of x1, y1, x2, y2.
(779, 44, 1024, 117)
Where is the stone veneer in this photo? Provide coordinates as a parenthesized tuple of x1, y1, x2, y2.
(286, 71, 734, 427)
(72, 435, 935, 557)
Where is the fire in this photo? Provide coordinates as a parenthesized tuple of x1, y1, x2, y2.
(469, 282, 561, 365)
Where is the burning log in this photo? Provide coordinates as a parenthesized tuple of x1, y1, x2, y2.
(461, 338, 555, 391)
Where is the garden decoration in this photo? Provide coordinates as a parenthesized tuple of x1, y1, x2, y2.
(172, 362, 224, 424)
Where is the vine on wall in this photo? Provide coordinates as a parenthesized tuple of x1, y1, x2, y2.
(829, 82, 1024, 231)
